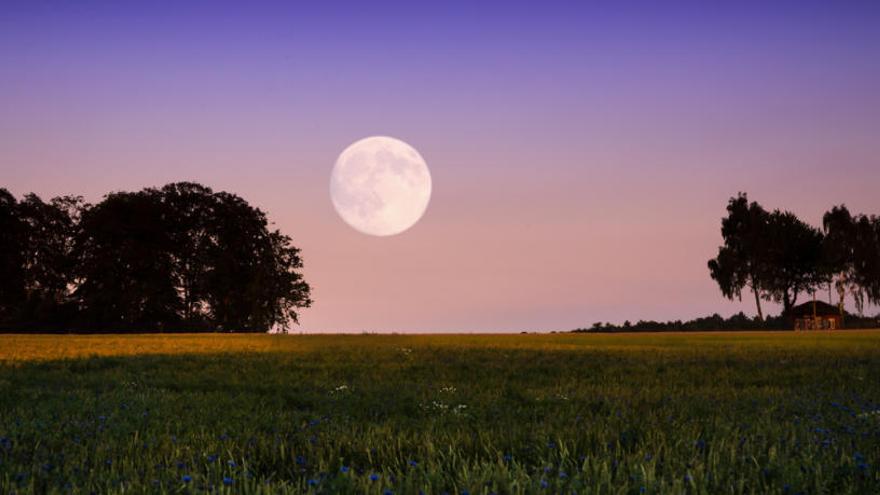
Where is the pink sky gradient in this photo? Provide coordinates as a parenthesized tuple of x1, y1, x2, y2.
(2, 2, 879, 331)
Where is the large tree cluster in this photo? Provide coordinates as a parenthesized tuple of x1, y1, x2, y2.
(708, 193, 880, 320)
(0, 183, 311, 332)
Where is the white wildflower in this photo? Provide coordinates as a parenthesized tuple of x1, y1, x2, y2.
(329, 384, 350, 395)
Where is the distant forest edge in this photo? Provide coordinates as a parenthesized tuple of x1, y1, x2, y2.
(575, 193, 880, 333)
(0, 182, 311, 333)
(572, 311, 880, 333)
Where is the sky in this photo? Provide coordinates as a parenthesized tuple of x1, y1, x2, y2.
(2, 1, 879, 332)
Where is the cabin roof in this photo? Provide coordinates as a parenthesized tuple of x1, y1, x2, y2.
(789, 300, 841, 318)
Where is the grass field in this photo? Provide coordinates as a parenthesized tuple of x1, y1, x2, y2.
(0, 332, 878, 494)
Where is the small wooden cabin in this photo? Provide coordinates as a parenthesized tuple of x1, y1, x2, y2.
(790, 300, 842, 330)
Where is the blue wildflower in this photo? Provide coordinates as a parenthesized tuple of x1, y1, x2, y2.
(540, 479, 549, 489)
(340, 466, 350, 473)
(207, 454, 218, 462)
(370, 473, 380, 481)
(228, 460, 236, 468)
(559, 471, 568, 479)
(182, 475, 192, 483)
(308, 479, 318, 486)
(409, 460, 418, 467)
(384, 490, 393, 495)
(296, 455, 306, 466)
(684, 474, 693, 483)
(503, 454, 512, 462)
(223, 477, 234, 485)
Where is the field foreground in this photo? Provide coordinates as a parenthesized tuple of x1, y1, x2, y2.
(0, 332, 878, 494)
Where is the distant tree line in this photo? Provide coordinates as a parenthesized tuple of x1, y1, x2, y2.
(707, 193, 880, 321)
(572, 311, 880, 333)
(0, 182, 311, 333)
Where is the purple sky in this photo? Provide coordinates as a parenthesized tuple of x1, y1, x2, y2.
(2, 1, 879, 331)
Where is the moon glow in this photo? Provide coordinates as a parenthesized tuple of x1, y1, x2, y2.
(330, 136, 432, 236)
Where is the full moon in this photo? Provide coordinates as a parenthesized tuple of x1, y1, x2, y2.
(330, 136, 432, 236)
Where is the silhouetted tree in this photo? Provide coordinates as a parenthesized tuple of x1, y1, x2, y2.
(2, 184, 310, 333)
(159, 182, 217, 327)
(762, 209, 824, 314)
(74, 189, 182, 331)
(0, 189, 25, 327)
(201, 191, 311, 332)
(852, 214, 880, 311)
(708, 193, 770, 320)
(16, 194, 85, 327)
(823, 205, 860, 318)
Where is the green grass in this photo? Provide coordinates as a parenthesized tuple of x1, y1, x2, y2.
(0, 332, 878, 494)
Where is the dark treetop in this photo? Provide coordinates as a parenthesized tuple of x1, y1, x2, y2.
(707, 193, 880, 323)
(0, 182, 311, 333)
(576, 193, 880, 333)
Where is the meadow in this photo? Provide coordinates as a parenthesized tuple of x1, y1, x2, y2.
(0, 332, 878, 494)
